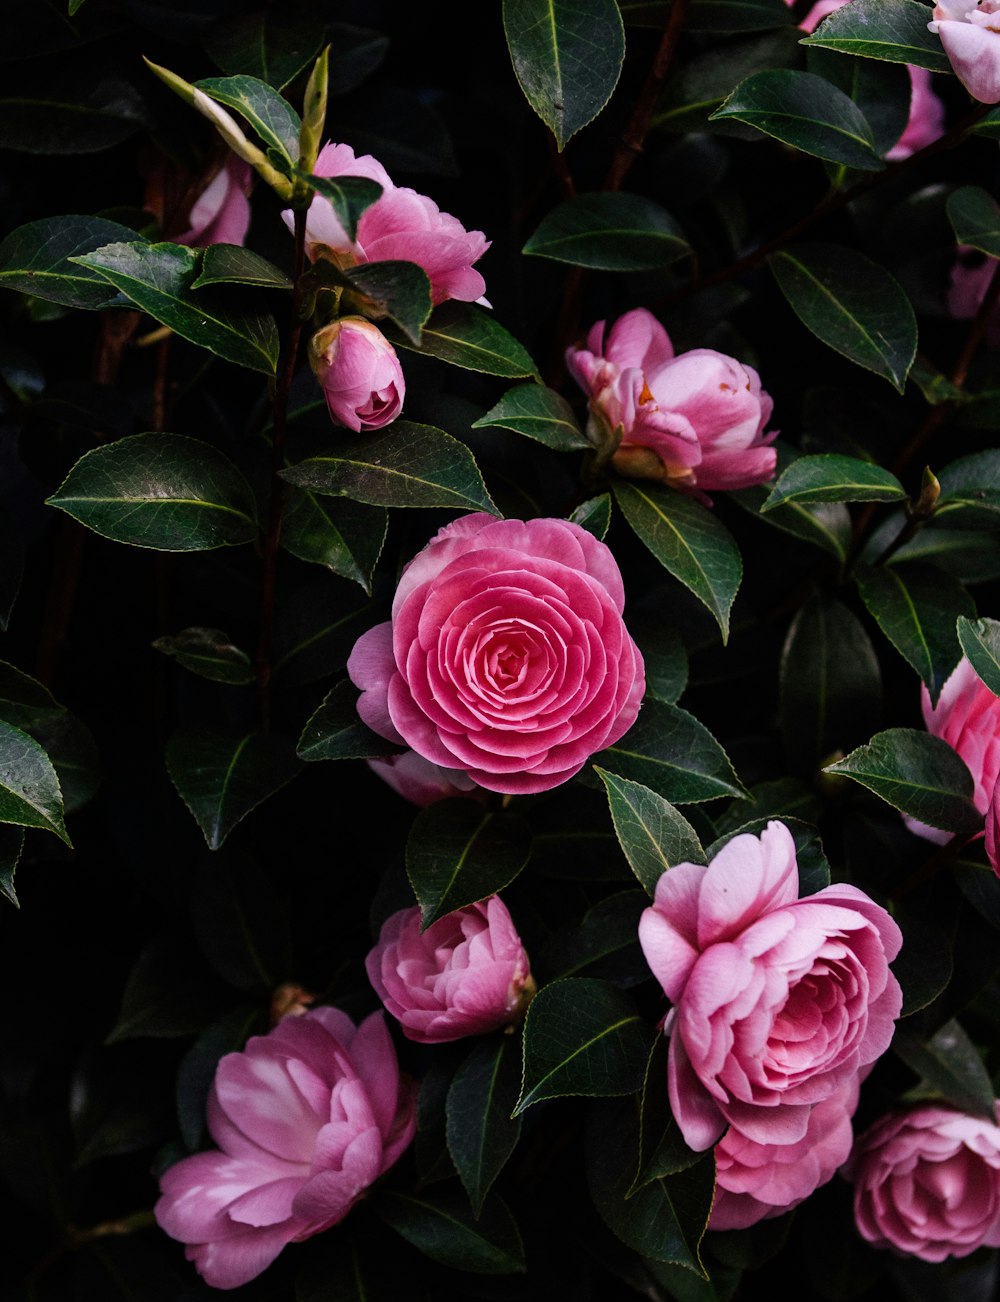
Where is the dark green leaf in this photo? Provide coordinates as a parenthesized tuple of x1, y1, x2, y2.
(321, 259, 432, 345)
(957, 616, 1000, 698)
(177, 1007, 260, 1150)
(0, 825, 23, 907)
(947, 186, 1000, 260)
(27, 711, 101, 816)
(0, 215, 140, 309)
(763, 454, 907, 510)
(0, 717, 69, 844)
(955, 858, 1000, 932)
(595, 768, 705, 896)
(768, 244, 917, 390)
(687, 0, 793, 32)
(503, 0, 625, 149)
(894, 1020, 997, 1121)
(825, 728, 982, 833)
(892, 900, 953, 1016)
(515, 977, 654, 1113)
(473, 383, 588, 450)
(281, 492, 386, 593)
(632, 1036, 704, 1193)
(196, 73, 302, 161)
(806, 45, 911, 159)
(595, 698, 746, 805)
(799, 0, 954, 73)
(106, 937, 229, 1044)
(937, 450, 1000, 528)
(0, 660, 64, 730)
(0, 86, 146, 155)
(327, 22, 391, 93)
(0, 507, 23, 631)
(152, 627, 255, 685)
(523, 193, 689, 270)
(165, 729, 302, 850)
(711, 70, 883, 170)
(273, 581, 375, 684)
(614, 480, 742, 641)
(714, 777, 823, 834)
(406, 800, 532, 928)
(446, 1037, 523, 1215)
(633, 620, 688, 704)
(71, 242, 280, 374)
(857, 563, 974, 705)
(570, 493, 612, 539)
(706, 816, 832, 897)
(390, 301, 538, 378)
(527, 786, 631, 883)
(375, 1189, 525, 1274)
(281, 421, 498, 513)
(292, 169, 383, 244)
(202, 10, 326, 90)
(191, 855, 293, 990)
(416, 1051, 461, 1187)
(296, 680, 400, 761)
(47, 433, 259, 551)
(537, 889, 649, 986)
(734, 484, 852, 562)
(191, 244, 293, 290)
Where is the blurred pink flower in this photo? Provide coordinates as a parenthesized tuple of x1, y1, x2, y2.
(638, 820, 902, 1152)
(308, 317, 404, 432)
(929, 0, 1000, 104)
(155, 1008, 415, 1290)
(366, 897, 534, 1043)
(175, 155, 252, 248)
(566, 308, 777, 500)
(987, 774, 1000, 873)
(846, 1104, 1000, 1261)
(366, 750, 484, 806)
(948, 248, 1000, 346)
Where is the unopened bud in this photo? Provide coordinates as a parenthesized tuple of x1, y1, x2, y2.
(309, 317, 405, 432)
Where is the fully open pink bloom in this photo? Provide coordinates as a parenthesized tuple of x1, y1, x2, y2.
(366, 750, 484, 806)
(176, 155, 252, 248)
(930, 0, 1000, 102)
(638, 821, 902, 1152)
(846, 1104, 1000, 1260)
(711, 1077, 860, 1230)
(347, 514, 645, 795)
(155, 1009, 416, 1290)
(308, 317, 404, 432)
(366, 897, 533, 1043)
(566, 308, 777, 500)
(290, 141, 490, 306)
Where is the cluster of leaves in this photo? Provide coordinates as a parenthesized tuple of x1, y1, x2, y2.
(2, 0, 1000, 1300)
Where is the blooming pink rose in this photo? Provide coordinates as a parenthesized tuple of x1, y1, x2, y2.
(366, 896, 534, 1043)
(638, 821, 902, 1152)
(930, 0, 1000, 103)
(711, 1077, 860, 1231)
(289, 141, 490, 306)
(176, 155, 252, 248)
(846, 1104, 1000, 1261)
(566, 308, 777, 500)
(155, 1008, 416, 1290)
(366, 750, 484, 806)
(347, 514, 645, 795)
(308, 317, 404, 432)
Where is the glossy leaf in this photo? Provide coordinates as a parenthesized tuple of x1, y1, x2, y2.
(296, 680, 400, 761)
(375, 1188, 525, 1274)
(273, 582, 375, 685)
(857, 563, 974, 705)
(711, 70, 883, 170)
(825, 728, 982, 834)
(406, 800, 532, 928)
(763, 454, 907, 511)
(631, 1036, 705, 1193)
(595, 698, 746, 804)
(292, 170, 384, 244)
(806, 45, 911, 160)
(936, 450, 1000, 528)
(47, 433, 259, 551)
(280, 421, 498, 513)
(152, 627, 255, 685)
(768, 244, 917, 391)
(202, 10, 327, 90)
(947, 186, 1000, 261)
(30, 712, 101, 816)
(894, 1020, 997, 1121)
(537, 889, 649, 987)
(195, 73, 302, 161)
(614, 480, 742, 641)
(446, 1036, 523, 1215)
(71, 241, 280, 374)
(280, 491, 387, 592)
(799, 0, 953, 73)
(0, 825, 23, 907)
(0, 87, 145, 155)
(0, 215, 139, 309)
(515, 977, 654, 1113)
(307, 257, 432, 344)
(523, 193, 689, 270)
(0, 660, 64, 730)
(503, 0, 625, 149)
(633, 621, 688, 704)
(569, 493, 612, 539)
(191, 244, 293, 290)
(390, 302, 537, 378)
(165, 729, 302, 850)
(892, 899, 954, 1017)
(957, 616, 1000, 698)
(0, 718, 69, 844)
(735, 484, 852, 563)
(473, 383, 588, 450)
(595, 768, 705, 895)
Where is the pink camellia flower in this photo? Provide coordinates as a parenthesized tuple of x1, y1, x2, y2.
(176, 154, 252, 248)
(929, 0, 1000, 104)
(155, 1008, 416, 1290)
(347, 514, 645, 795)
(366, 750, 484, 807)
(710, 1078, 861, 1231)
(948, 249, 1000, 346)
(288, 141, 490, 306)
(846, 1104, 1000, 1261)
(986, 774, 1000, 874)
(366, 896, 534, 1043)
(308, 317, 404, 432)
(566, 308, 777, 500)
(638, 820, 902, 1152)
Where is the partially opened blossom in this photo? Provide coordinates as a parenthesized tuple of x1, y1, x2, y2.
(366, 897, 533, 1043)
(638, 820, 902, 1152)
(155, 1009, 416, 1290)
(175, 154, 252, 248)
(308, 317, 404, 432)
(929, 0, 1000, 104)
(366, 750, 484, 806)
(847, 1104, 1000, 1260)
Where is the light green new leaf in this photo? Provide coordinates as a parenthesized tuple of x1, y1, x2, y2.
(195, 74, 301, 161)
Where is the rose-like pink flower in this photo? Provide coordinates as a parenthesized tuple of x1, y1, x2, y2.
(986, 774, 1000, 874)
(176, 155, 252, 248)
(366, 750, 484, 807)
(288, 141, 490, 306)
(711, 1078, 861, 1231)
(347, 514, 645, 795)
(309, 317, 404, 432)
(155, 1008, 416, 1290)
(846, 1104, 1000, 1261)
(638, 821, 902, 1152)
(566, 308, 777, 500)
(366, 896, 534, 1043)
(930, 0, 1000, 103)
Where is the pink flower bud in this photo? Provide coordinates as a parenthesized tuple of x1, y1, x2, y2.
(930, 0, 1000, 104)
(365, 897, 534, 1043)
(366, 750, 486, 807)
(309, 317, 404, 432)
